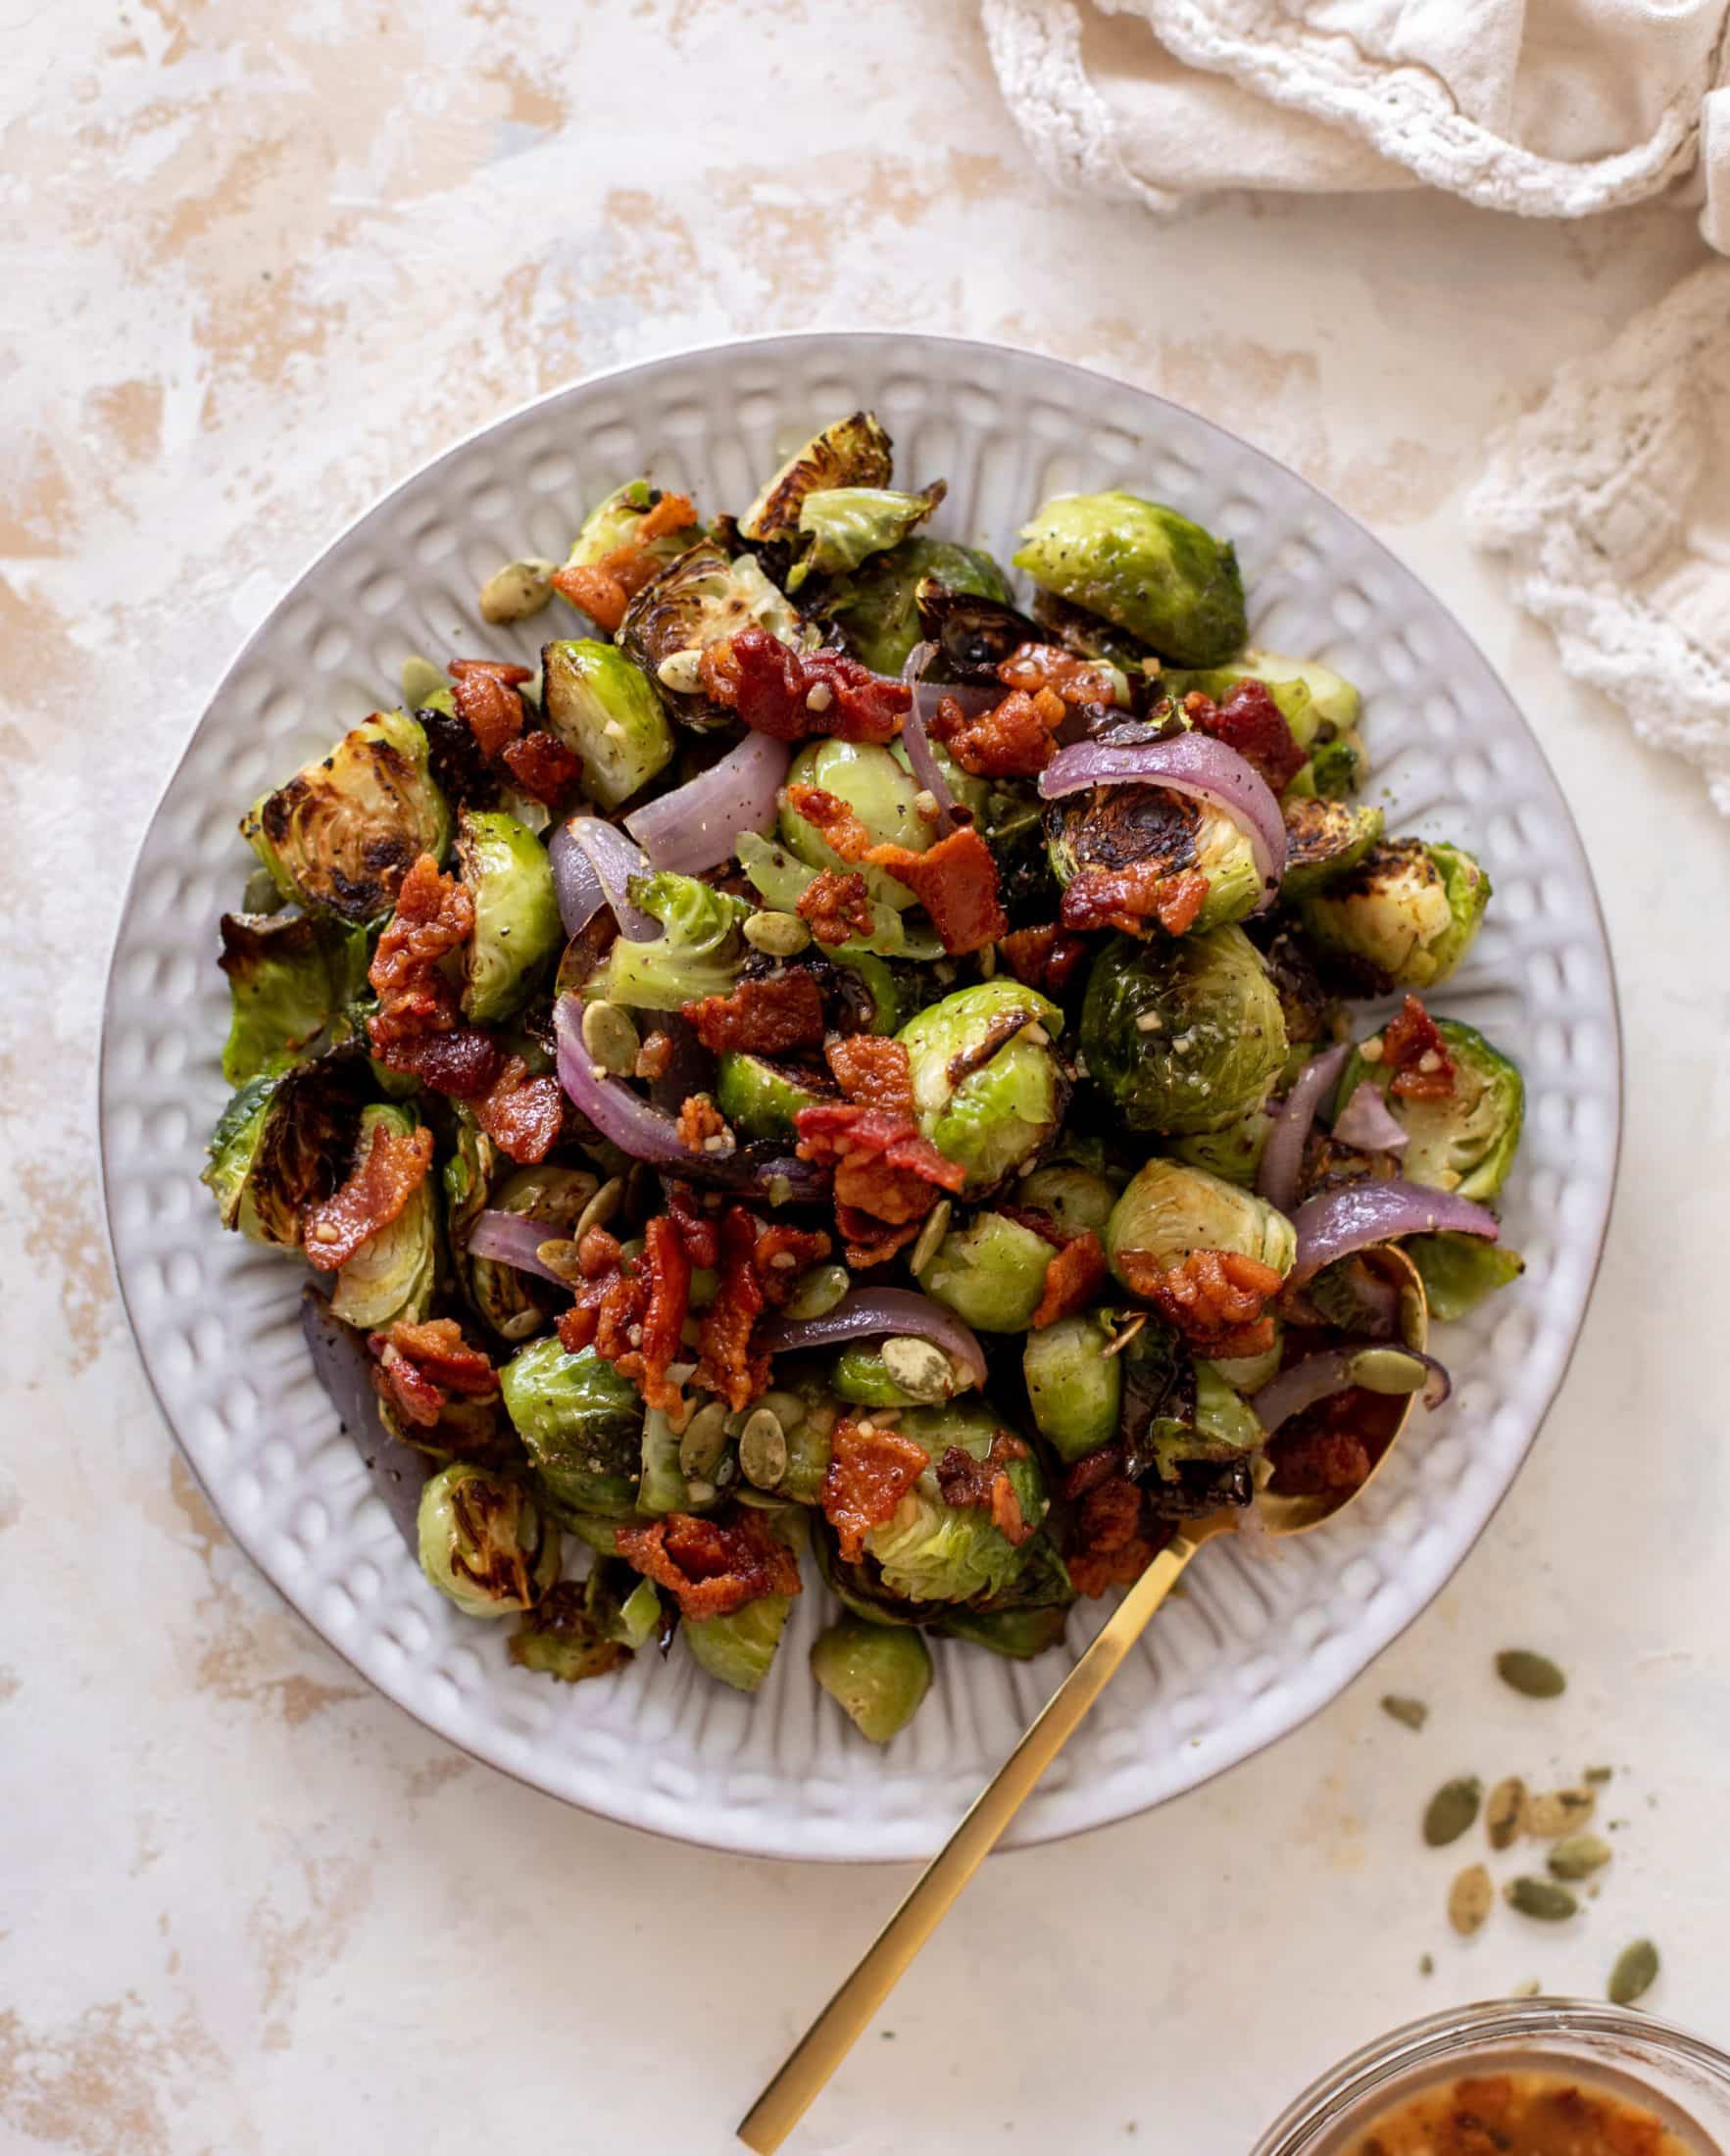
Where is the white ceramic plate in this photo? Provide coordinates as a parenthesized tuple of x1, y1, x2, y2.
(100, 333, 1619, 1861)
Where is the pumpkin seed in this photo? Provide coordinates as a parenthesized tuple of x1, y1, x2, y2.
(908, 1199, 952, 1278)
(657, 649, 707, 696)
(478, 556, 557, 625)
(1419, 1953, 1434, 1978)
(573, 1175, 624, 1247)
(1448, 1864, 1494, 1936)
(678, 1400, 729, 1480)
(400, 654, 448, 709)
(743, 909, 811, 957)
(1608, 1939, 1659, 2007)
(760, 1389, 808, 1434)
(740, 1408, 788, 1491)
(1507, 1877, 1578, 1922)
(1380, 1693, 1429, 1733)
(1497, 1648, 1566, 1698)
(1584, 1765, 1614, 1785)
(879, 1335, 954, 1403)
(1509, 1978, 1542, 1999)
(1486, 1776, 1528, 1850)
(1548, 1833, 1612, 1882)
(1525, 1788, 1596, 1838)
(581, 1000, 641, 1078)
(532, 1237, 584, 1287)
(1423, 1777, 1483, 1847)
(784, 1262, 850, 1320)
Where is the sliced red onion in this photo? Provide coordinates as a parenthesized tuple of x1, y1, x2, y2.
(1331, 1082, 1411, 1153)
(757, 1288, 988, 1390)
(1253, 1344, 1452, 1436)
(623, 730, 788, 875)
(1289, 1179, 1500, 1287)
(466, 1208, 571, 1286)
(1256, 1043, 1350, 1214)
(548, 815, 605, 936)
(1039, 733, 1287, 905)
(563, 816, 658, 940)
(299, 1288, 424, 1551)
(899, 642, 999, 834)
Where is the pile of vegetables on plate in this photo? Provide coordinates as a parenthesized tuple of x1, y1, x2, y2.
(202, 411, 1524, 1742)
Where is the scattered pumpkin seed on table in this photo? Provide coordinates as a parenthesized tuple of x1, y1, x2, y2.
(1496, 1648, 1567, 1698)
(1423, 1777, 1483, 1847)
(1486, 1775, 1528, 1850)
(1525, 1788, 1596, 1838)
(1609, 1939, 1659, 2006)
(1548, 1833, 1612, 1881)
(1508, 1877, 1578, 1922)
(1448, 1864, 1494, 1936)
(1380, 1694, 1429, 1732)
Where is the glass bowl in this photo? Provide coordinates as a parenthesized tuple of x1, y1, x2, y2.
(1253, 1999, 1730, 2153)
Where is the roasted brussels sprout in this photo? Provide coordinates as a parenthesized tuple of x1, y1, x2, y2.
(326, 1103, 438, 1330)
(939, 1604, 1070, 1658)
(1298, 737, 1364, 799)
(714, 1051, 831, 1141)
(1044, 782, 1263, 934)
(780, 739, 935, 910)
(1079, 928, 1287, 1136)
(1023, 1310, 1121, 1463)
(829, 538, 1012, 675)
(454, 808, 563, 1024)
(740, 412, 893, 542)
(860, 1402, 1048, 1607)
(500, 1338, 643, 1519)
(1279, 796, 1384, 902)
(734, 831, 908, 957)
(241, 710, 451, 925)
(898, 979, 1067, 1192)
(1405, 1231, 1526, 1320)
(914, 1209, 1054, 1333)
(1105, 1156, 1296, 1287)
(459, 1159, 598, 1343)
(565, 478, 702, 575)
(1232, 650, 1361, 733)
(1013, 1163, 1118, 1238)
(1013, 492, 1245, 665)
(586, 870, 750, 1011)
(540, 640, 673, 809)
(508, 1566, 656, 1682)
(1029, 588, 1159, 678)
(1299, 839, 1490, 991)
(914, 581, 1047, 682)
(417, 1463, 560, 1618)
(811, 1617, 933, 1741)
(217, 909, 369, 1085)
(201, 1055, 365, 1248)
(1336, 1017, 1524, 1200)
(1131, 1360, 1261, 1515)
(1168, 1106, 1276, 1191)
(618, 538, 809, 731)
(685, 1591, 797, 1693)
(786, 484, 944, 593)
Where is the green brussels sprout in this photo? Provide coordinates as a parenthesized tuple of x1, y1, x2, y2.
(715, 1051, 831, 1141)
(1210, 1324, 1284, 1394)
(1106, 1156, 1296, 1288)
(327, 1104, 438, 1330)
(1257, 923, 1343, 1091)
(1135, 1361, 1262, 1499)
(780, 739, 935, 910)
(1023, 1311, 1122, 1463)
(454, 808, 563, 1024)
(417, 1463, 561, 1618)
(1405, 1231, 1526, 1321)
(685, 1592, 796, 1693)
(898, 979, 1066, 1192)
(1336, 1017, 1525, 1201)
(1299, 736, 1365, 798)
(1013, 1164, 1119, 1238)
(565, 478, 702, 575)
(862, 1403, 1048, 1607)
(914, 1210, 1054, 1333)
(1168, 1106, 1276, 1191)
(811, 1617, 933, 1741)
(734, 831, 908, 957)
(1278, 796, 1385, 903)
(786, 484, 945, 594)
(618, 538, 808, 731)
(1043, 783, 1263, 934)
(540, 640, 674, 809)
(201, 1056, 365, 1248)
(586, 870, 750, 1011)
(241, 710, 451, 925)
(217, 910, 370, 1085)
(500, 1338, 644, 1520)
(940, 1605, 1070, 1658)
(1013, 492, 1245, 665)
(1298, 839, 1490, 991)
(740, 411, 893, 542)
(458, 1159, 598, 1343)
(830, 539, 1012, 675)
(1079, 928, 1287, 1136)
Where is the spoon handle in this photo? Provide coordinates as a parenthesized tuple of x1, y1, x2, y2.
(736, 1531, 1202, 2154)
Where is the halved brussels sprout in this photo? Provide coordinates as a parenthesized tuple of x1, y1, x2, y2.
(459, 1159, 598, 1343)
(540, 640, 673, 810)
(1030, 588, 1160, 677)
(780, 739, 935, 910)
(242, 710, 451, 926)
(1279, 796, 1384, 903)
(1013, 1163, 1118, 1238)
(740, 412, 893, 542)
(898, 979, 1066, 1193)
(811, 1617, 932, 1741)
(714, 1051, 831, 1141)
(201, 1056, 366, 1248)
(500, 1338, 643, 1520)
(454, 808, 563, 1024)
(1079, 928, 1287, 1136)
(1406, 1231, 1526, 1320)
(618, 538, 808, 731)
(1023, 1310, 1121, 1463)
(217, 910, 370, 1085)
(914, 1209, 1054, 1333)
(1169, 1105, 1276, 1191)
(829, 538, 1012, 676)
(685, 1590, 796, 1693)
(1298, 839, 1490, 991)
(1043, 783, 1262, 934)
(862, 1403, 1048, 1607)
(327, 1103, 438, 1330)
(786, 484, 944, 594)
(1013, 492, 1245, 665)
(1106, 1156, 1296, 1288)
(1336, 1017, 1524, 1200)
(565, 478, 702, 574)
(586, 870, 750, 1011)
(417, 1463, 561, 1618)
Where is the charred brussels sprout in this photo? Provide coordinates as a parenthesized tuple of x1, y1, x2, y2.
(780, 738, 935, 910)
(586, 870, 749, 1010)
(898, 979, 1066, 1193)
(715, 1052, 831, 1141)
(540, 641, 673, 809)
(1013, 1163, 1118, 1238)
(1336, 1017, 1524, 1200)
(1132, 1361, 1261, 1515)
(1296, 737, 1364, 799)
(811, 1618, 933, 1741)
(618, 537, 808, 731)
(1279, 796, 1384, 903)
(217, 910, 369, 1085)
(914, 1210, 1054, 1332)
(740, 411, 893, 542)
(328, 1103, 438, 1330)
(863, 1403, 1048, 1607)
(1106, 1156, 1296, 1286)
(201, 1056, 364, 1248)
(1406, 1231, 1525, 1321)
(455, 808, 563, 1024)
(508, 1568, 655, 1683)
(417, 1463, 560, 1618)
(565, 478, 701, 576)
(685, 1590, 796, 1694)
(1079, 928, 1287, 1136)
(787, 484, 944, 593)
(500, 1338, 644, 1519)
(1299, 839, 1490, 991)
(1013, 492, 1245, 665)
(1044, 783, 1263, 934)
(1023, 1311, 1121, 1463)
(829, 538, 1012, 676)
(241, 710, 451, 926)
(914, 581, 1047, 682)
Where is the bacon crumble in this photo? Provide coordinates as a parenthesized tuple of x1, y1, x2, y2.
(550, 492, 697, 635)
(997, 642, 1123, 706)
(1379, 995, 1457, 1102)
(303, 1120, 434, 1273)
(820, 1417, 931, 1562)
(1065, 1474, 1163, 1597)
(500, 729, 584, 806)
(785, 785, 1007, 955)
(1185, 680, 1307, 794)
(682, 970, 825, 1054)
(796, 868, 875, 947)
(998, 924, 1093, 997)
(927, 685, 1065, 778)
(694, 1203, 770, 1410)
(934, 1432, 1035, 1545)
(371, 1316, 498, 1429)
(824, 1034, 915, 1116)
(699, 624, 909, 745)
(615, 1506, 802, 1622)
(1117, 1247, 1286, 1359)
(674, 1093, 735, 1155)
(1059, 861, 1209, 938)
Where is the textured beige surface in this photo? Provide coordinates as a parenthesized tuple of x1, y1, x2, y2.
(5, 4, 1730, 2151)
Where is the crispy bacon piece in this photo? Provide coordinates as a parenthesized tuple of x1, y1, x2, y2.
(615, 1506, 802, 1622)
(785, 784, 873, 858)
(833, 1206, 922, 1269)
(400, 1026, 503, 1099)
(1060, 861, 1209, 938)
(927, 685, 1064, 778)
(1267, 1412, 1373, 1499)
(557, 1227, 643, 1360)
(997, 642, 1123, 706)
(865, 827, 1007, 956)
(753, 1219, 831, 1306)
(1379, 994, 1457, 1102)
(999, 924, 1093, 998)
(371, 1316, 498, 1429)
(795, 1102, 965, 1225)
(796, 868, 875, 947)
(666, 1180, 721, 1269)
(618, 1214, 691, 1412)
(1065, 1474, 1163, 1597)
(824, 1035, 915, 1115)
(303, 1120, 434, 1273)
(820, 1417, 931, 1563)
(635, 1029, 675, 1083)
(695, 1203, 770, 1410)
(448, 658, 533, 759)
(682, 970, 825, 1054)
(674, 1093, 734, 1154)
(550, 493, 697, 635)
(1031, 1231, 1108, 1330)
(368, 854, 471, 1051)
(935, 1432, 1034, 1545)
(1185, 681, 1306, 794)
(500, 729, 584, 807)
(1119, 1248, 1286, 1359)
(472, 1054, 565, 1164)
(699, 624, 908, 746)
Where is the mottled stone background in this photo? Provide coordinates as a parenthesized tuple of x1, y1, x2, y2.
(6, 4, 1730, 2151)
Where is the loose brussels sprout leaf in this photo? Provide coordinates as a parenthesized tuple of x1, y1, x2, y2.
(1079, 927, 1287, 1136)
(1336, 1016, 1525, 1200)
(780, 739, 936, 911)
(685, 1592, 795, 1693)
(586, 870, 750, 1011)
(940, 1604, 1071, 1658)
(1279, 796, 1385, 903)
(540, 640, 674, 810)
(863, 1403, 1048, 1607)
(914, 1209, 1054, 1333)
(1013, 1163, 1118, 1238)
(740, 411, 894, 542)
(217, 910, 370, 1085)
(810, 1617, 933, 1741)
(241, 710, 451, 926)
(201, 1056, 366, 1248)
(1169, 1105, 1276, 1191)
(328, 1103, 438, 1330)
(715, 1050, 832, 1141)
(829, 539, 1012, 676)
(1044, 782, 1262, 934)
(786, 484, 944, 594)
(565, 478, 702, 574)
(1106, 1156, 1297, 1286)
(618, 538, 809, 731)
(734, 831, 908, 957)
(898, 979, 1066, 1193)
(1405, 1231, 1526, 1321)
(500, 1338, 644, 1520)
(417, 1463, 560, 1618)
(1023, 1311, 1122, 1463)
(1013, 492, 1246, 665)
(1303, 736, 1365, 798)
(1135, 1362, 1261, 1511)
(1299, 838, 1490, 992)
(455, 808, 563, 1024)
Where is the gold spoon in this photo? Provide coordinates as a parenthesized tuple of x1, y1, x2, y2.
(738, 1251, 1431, 2153)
